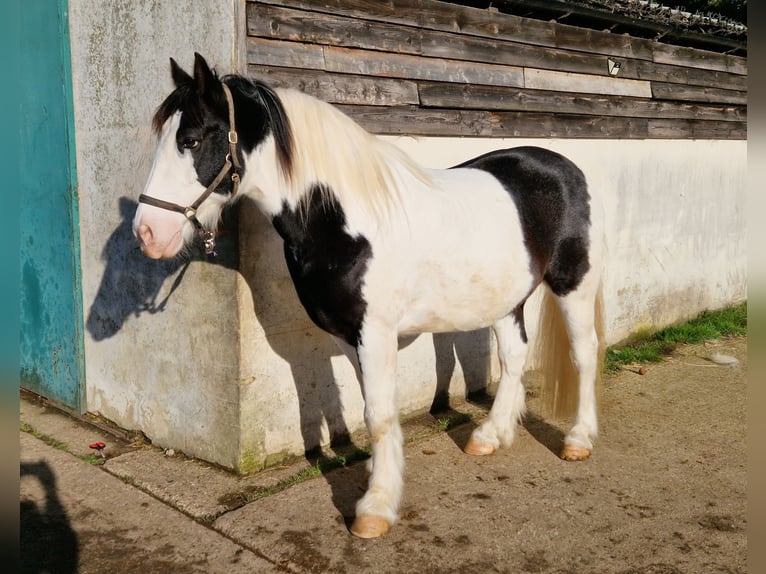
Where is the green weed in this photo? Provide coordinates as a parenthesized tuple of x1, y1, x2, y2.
(435, 412, 474, 431)
(20, 421, 69, 451)
(81, 454, 105, 465)
(233, 448, 372, 506)
(604, 302, 746, 373)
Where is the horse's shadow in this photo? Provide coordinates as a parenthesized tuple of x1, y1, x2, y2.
(88, 197, 493, 527)
(86, 197, 238, 341)
(522, 411, 567, 456)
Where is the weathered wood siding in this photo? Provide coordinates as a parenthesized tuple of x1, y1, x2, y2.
(245, 0, 746, 139)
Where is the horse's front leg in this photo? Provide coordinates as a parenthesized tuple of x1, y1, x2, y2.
(350, 322, 402, 539)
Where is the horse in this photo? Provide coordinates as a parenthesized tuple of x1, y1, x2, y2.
(133, 53, 605, 539)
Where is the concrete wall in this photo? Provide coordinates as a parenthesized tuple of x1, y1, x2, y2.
(69, 0, 246, 468)
(68, 2, 746, 472)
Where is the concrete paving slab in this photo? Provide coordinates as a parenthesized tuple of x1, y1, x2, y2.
(20, 397, 132, 460)
(21, 392, 317, 522)
(213, 338, 746, 574)
(103, 448, 313, 522)
(19, 337, 746, 573)
(20, 431, 283, 573)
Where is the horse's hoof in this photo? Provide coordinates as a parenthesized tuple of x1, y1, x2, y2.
(560, 444, 591, 461)
(350, 515, 390, 538)
(464, 436, 496, 456)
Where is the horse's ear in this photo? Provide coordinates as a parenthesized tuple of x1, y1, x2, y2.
(169, 57, 192, 87)
(193, 52, 219, 99)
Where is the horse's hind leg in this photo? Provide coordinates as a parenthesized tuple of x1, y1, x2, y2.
(556, 286, 601, 461)
(348, 322, 403, 539)
(464, 307, 528, 456)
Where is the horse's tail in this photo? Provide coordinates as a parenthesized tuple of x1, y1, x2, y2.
(535, 282, 605, 418)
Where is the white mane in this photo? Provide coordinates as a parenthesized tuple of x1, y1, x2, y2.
(274, 88, 433, 220)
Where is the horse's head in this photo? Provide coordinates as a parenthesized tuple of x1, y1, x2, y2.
(133, 53, 266, 259)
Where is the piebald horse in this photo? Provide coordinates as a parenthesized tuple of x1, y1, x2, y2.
(133, 54, 605, 539)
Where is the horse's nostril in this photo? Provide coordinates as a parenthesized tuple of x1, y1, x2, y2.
(138, 224, 154, 246)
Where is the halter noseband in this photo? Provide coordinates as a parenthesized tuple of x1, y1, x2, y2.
(138, 82, 242, 256)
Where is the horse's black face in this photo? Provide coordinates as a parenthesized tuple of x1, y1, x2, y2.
(134, 53, 293, 259)
(133, 54, 243, 259)
(174, 100, 237, 195)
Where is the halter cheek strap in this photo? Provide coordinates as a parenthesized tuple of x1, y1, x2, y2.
(138, 82, 242, 256)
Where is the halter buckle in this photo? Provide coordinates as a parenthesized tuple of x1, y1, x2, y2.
(183, 206, 197, 220)
(228, 131, 238, 145)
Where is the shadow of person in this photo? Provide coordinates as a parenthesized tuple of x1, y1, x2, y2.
(20, 461, 78, 574)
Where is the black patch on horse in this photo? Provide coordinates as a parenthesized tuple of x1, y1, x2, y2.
(152, 55, 293, 196)
(221, 75, 293, 179)
(272, 188, 372, 347)
(511, 303, 528, 344)
(452, 146, 591, 297)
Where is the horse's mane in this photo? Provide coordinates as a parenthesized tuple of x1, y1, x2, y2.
(152, 70, 432, 221)
(273, 87, 433, 220)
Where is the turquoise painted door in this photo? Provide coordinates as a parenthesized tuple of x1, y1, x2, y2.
(20, 0, 85, 412)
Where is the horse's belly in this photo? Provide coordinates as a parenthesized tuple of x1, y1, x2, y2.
(396, 263, 532, 334)
(363, 166, 535, 335)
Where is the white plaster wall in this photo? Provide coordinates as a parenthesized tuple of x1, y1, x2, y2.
(236, 136, 746, 468)
(69, 0, 246, 468)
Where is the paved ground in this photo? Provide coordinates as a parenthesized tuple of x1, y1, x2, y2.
(20, 336, 746, 573)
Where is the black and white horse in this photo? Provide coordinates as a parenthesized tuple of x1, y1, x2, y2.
(133, 54, 605, 538)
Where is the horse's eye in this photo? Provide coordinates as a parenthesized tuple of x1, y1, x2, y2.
(182, 138, 200, 150)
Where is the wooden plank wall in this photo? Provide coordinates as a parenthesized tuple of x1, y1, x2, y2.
(244, 0, 747, 139)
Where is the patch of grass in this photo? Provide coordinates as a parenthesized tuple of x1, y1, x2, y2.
(21, 420, 108, 464)
(604, 302, 746, 373)
(605, 340, 673, 372)
(20, 421, 69, 451)
(227, 448, 372, 508)
(435, 412, 474, 431)
(81, 454, 105, 465)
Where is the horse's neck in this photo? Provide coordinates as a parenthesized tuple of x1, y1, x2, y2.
(240, 133, 294, 216)
(239, 88, 433, 232)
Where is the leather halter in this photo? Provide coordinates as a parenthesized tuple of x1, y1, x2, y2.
(138, 82, 242, 255)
